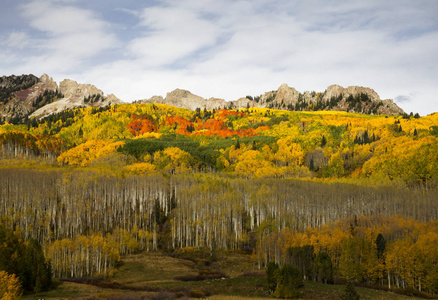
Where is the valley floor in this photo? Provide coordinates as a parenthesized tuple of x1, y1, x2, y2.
(23, 251, 423, 300)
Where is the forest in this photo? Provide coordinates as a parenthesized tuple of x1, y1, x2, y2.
(0, 102, 437, 297)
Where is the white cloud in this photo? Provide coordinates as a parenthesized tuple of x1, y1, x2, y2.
(21, 0, 108, 35)
(5, 32, 31, 49)
(1, 0, 437, 115)
(128, 6, 219, 66)
(15, 0, 116, 72)
(79, 0, 438, 116)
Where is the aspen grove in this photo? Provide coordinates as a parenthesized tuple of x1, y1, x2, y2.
(0, 103, 438, 294)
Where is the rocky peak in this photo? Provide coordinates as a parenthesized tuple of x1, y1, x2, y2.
(1, 73, 124, 122)
(143, 83, 405, 115)
(324, 85, 381, 102)
(274, 83, 300, 105)
(59, 79, 104, 99)
(165, 89, 205, 110)
(142, 89, 229, 111)
(38, 74, 58, 91)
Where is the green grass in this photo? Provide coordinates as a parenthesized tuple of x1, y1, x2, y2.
(24, 250, 425, 300)
(112, 252, 198, 284)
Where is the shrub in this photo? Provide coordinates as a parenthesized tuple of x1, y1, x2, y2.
(188, 289, 205, 298)
(273, 264, 303, 298)
(340, 282, 360, 300)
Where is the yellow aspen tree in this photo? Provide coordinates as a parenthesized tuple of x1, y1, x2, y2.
(0, 271, 22, 300)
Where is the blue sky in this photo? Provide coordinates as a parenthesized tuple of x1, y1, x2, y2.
(1, 0, 438, 115)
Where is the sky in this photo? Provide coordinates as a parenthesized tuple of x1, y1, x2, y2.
(1, 0, 438, 115)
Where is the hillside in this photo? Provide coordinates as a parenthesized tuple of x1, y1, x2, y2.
(0, 102, 433, 184)
(0, 100, 437, 297)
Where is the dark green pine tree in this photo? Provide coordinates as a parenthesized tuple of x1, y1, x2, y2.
(340, 282, 360, 300)
(309, 158, 315, 171)
(274, 264, 303, 298)
(363, 131, 369, 144)
(321, 135, 327, 147)
(266, 261, 279, 293)
(375, 233, 386, 260)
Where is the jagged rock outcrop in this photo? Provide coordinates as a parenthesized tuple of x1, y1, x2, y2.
(142, 89, 230, 111)
(0, 74, 56, 122)
(143, 83, 405, 115)
(31, 78, 124, 118)
(319, 84, 404, 115)
(0, 73, 124, 122)
(0, 73, 406, 123)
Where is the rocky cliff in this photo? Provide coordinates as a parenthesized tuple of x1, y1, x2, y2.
(142, 84, 405, 115)
(142, 89, 231, 111)
(0, 74, 123, 123)
(0, 73, 405, 124)
(31, 77, 123, 118)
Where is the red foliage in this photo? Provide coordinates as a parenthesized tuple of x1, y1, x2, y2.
(198, 119, 226, 131)
(164, 116, 194, 136)
(127, 114, 157, 136)
(255, 125, 270, 133)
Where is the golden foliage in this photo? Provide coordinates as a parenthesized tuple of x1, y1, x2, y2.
(0, 271, 21, 300)
(125, 162, 156, 174)
(57, 140, 124, 166)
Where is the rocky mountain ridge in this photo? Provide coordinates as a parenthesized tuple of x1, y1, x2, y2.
(0, 74, 405, 124)
(0, 74, 123, 123)
(142, 83, 405, 115)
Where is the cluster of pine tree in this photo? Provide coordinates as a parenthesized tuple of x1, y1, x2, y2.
(0, 225, 52, 294)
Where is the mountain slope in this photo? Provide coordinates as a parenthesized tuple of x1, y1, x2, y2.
(0, 73, 405, 124)
(0, 74, 123, 123)
(142, 83, 405, 115)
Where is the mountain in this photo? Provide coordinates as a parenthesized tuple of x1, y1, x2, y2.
(0, 74, 123, 123)
(0, 73, 405, 124)
(142, 83, 405, 115)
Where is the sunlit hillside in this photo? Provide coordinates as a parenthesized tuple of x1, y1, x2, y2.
(1, 103, 437, 187)
(1, 103, 438, 297)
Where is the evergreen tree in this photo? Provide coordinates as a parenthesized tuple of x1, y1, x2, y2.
(321, 135, 327, 147)
(309, 158, 315, 171)
(363, 131, 369, 144)
(266, 261, 279, 293)
(313, 252, 333, 284)
(273, 264, 303, 298)
(375, 233, 386, 260)
(0, 225, 52, 293)
(340, 282, 360, 300)
(236, 139, 241, 149)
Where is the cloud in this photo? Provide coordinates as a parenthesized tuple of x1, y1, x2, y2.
(71, 0, 437, 117)
(14, 0, 117, 73)
(1, 0, 437, 115)
(395, 95, 413, 103)
(127, 5, 219, 67)
(5, 32, 31, 49)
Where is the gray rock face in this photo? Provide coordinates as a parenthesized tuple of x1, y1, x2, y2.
(323, 85, 380, 102)
(142, 89, 230, 111)
(31, 77, 124, 118)
(59, 79, 104, 100)
(0, 73, 406, 122)
(142, 84, 405, 115)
